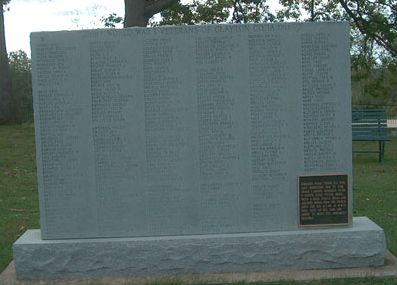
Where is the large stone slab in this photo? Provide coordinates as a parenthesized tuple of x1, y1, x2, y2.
(31, 22, 352, 239)
(13, 217, 385, 280)
(4, 252, 397, 285)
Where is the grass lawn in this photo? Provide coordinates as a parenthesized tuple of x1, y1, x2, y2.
(353, 138, 397, 259)
(0, 124, 396, 284)
(0, 124, 39, 272)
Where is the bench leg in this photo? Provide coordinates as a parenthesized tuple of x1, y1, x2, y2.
(381, 141, 385, 162)
(378, 141, 385, 162)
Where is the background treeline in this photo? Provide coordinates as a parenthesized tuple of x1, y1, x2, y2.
(9, 50, 32, 123)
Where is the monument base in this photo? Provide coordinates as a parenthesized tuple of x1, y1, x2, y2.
(13, 217, 386, 280)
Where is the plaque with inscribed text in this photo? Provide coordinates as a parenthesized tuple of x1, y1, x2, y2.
(299, 174, 349, 226)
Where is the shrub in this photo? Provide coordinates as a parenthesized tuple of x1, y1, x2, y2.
(9, 50, 33, 123)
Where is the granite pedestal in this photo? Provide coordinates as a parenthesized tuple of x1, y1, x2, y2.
(13, 217, 386, 280)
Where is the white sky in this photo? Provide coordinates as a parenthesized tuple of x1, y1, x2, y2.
(4, 0, 283, 56)
(4, 0, 124, 54)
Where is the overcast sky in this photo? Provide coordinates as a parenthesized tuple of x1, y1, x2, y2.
(4, 0, 124, 54)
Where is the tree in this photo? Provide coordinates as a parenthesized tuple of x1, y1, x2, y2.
(153, 0, 231, 25)
(339, 0, 397, 58)
(123, 0, 179, 27)
(155, 0, 275, 26)
(102, 1, 231, 27)
(104, 0, 276, 27)
(277, 0, 396, 60)
(0, 0, 17, 124)
(9, 50, 32, 123)
(336, 1, 397, 103)
(276, 0, 396, 105)
(102, 13, 123, 28)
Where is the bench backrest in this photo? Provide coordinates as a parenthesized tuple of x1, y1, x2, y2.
(352, 109, 389, 140)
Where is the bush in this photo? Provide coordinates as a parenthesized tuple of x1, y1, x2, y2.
(9, 50, 33, 123)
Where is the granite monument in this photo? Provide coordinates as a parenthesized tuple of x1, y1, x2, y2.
(13, 22, 386, 280)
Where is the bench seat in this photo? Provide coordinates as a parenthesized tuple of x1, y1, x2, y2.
(352, 109, 391, 162)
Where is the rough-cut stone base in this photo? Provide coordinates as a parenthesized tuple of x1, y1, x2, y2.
(13, 217, 386, 280)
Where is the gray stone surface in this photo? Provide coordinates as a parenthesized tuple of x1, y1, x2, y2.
(4, 252, 397, 285)
(13, 217, 385, 280)
(31, 22, 352, 239)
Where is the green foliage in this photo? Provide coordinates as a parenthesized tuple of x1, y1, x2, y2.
(103, 1, 276, 28)
(150, 0, 275, 26)
(101, 12, 123, 28)
(155, 2, 197, 25)
(276, 0, 344, 22)
(229, 0, 275, 23)
(9, 50, 33, 123)
(352, 61, 397, 107)
(274, 0, 397, 107)
(340, 0, 397, 59)
(275, 0, 397, 61)
(347, 1, 397, 104)
(150, 0, 231, 26)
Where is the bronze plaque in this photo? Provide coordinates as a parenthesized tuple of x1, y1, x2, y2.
(299, 174, 348, 227)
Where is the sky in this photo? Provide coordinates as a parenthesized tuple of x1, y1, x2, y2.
(4, 0, 124, 55)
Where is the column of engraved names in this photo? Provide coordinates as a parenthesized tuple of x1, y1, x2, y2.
(301, 33, 337, 171)
(196, 35, 241, 233)
(248, 34, 288, 230)
(35, 42, 88, 235)
(90, 41, 134, 234)
(143, 38, 194, 235)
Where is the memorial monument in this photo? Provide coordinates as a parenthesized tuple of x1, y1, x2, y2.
(13, 22, 386, 280)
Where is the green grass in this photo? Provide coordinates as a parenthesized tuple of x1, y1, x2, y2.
(0, 124, 39, 272)
(353, 139, 397, 257)
(0, 125, 396, 284)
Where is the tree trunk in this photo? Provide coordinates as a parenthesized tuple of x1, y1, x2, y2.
(124, 0, 148, 27)
(123, 0, 179, 27)
(0, 1, 17, 124)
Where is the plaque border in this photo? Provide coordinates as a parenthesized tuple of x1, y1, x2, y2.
(298, 173, 351, 228)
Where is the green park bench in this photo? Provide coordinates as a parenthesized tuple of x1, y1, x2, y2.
(352, 109, 391, 162)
